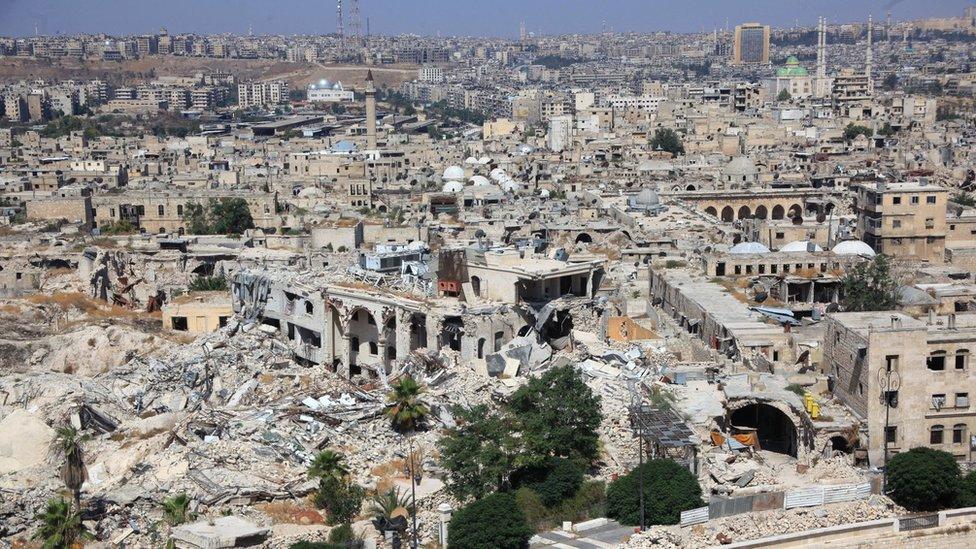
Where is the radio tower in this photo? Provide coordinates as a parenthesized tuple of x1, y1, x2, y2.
(348, 0, 362, 44)
(336, 0, 345, 47)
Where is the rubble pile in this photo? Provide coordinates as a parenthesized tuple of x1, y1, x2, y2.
(625, 496, 903, 547)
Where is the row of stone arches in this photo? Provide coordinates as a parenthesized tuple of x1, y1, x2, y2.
(705, 203, 803, 222)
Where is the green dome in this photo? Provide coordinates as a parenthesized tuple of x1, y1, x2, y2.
(776, 56, 808, 77)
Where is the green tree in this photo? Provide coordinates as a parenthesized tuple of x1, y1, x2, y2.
(606, 459, 704, 526)
(162, 493, 193, 525)
(886, 447, 961, 512)
(650, 128, 685, 155)
(184, 202, 209, 235)
(510, 457, 584, 507)
(188, 275, 228, 292)
(313, 476, 365, 525)
(448, 492, 532, 549)
(958, 469, 976, 507)
(879, 122, 895, 136)
(954, 192, 976, 207)
(438, 405, 520, 500)
(53, 425, 89, 507)
(327, 523, 356, 545)
(99, 219, 136, 235)
(33, 498, 93, 548)
(386, 377, 429, 432)
(309, 450, 350, 485)
(776, 88, 792, 101)
(844, 123, 873, 141)
(840, 254, 898, 312)
(209, 198, 254, 235)
(507, 365, 602, 464)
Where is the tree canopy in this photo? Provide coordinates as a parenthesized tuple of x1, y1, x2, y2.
(840, 254, 898, 312)
(606, 459, 704, 526)
(844, 123, 873, 141)
(438, 405, 520, 500)
(448, 492, 533, 549)
(508, 365, 603, 464)
(184, 198, 255, 235)
(650, 128, 685, 155)
(886, 447, 961, 512)
(777, 88, 792, 101)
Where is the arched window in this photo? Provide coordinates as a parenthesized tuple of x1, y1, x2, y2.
(350, 336, 360, 353)
(953, 423, 967, 444)
(369, 342, 378, 355)
(305, 301, 313, 314)
(477, 338, 486, 359)
(930, 424, 945, 444)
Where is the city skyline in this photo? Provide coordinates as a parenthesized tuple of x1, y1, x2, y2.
(0, 0, 973, 38)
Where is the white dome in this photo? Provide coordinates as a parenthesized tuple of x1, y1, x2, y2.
(464, 156, 480, 164)
(501, 180, 520, 192)
(730, 242, 771, 254)
(470, 175, 491, 186)
(518, 145, 534, 154)
(832, 240, 876, 256)
(298, 187, 324, 198)
(442, 181, 465, 193)
(539, 189, 551, 198)
(478, 156, 491, 165)
(780, 240, 823, 252)
(724, 156, 758, 176)
(442, 166, 465, 181)
(635, 188, 659, 206)
(489, 168, 507, 181)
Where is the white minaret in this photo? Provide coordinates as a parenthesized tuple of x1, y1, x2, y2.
(816, 17, 828, 97)
(866, 14, 874, 96)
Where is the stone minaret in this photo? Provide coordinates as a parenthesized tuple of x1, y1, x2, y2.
(365, 69, 376, 149)
(866, 14, 874, 96)
(816, 17, 827, 97)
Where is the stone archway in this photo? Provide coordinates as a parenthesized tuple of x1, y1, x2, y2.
(721, 206, 734, 222)
(771, 204, 785, 220)
(755, 205, 768, 219)
(730, 403, 799, 457)
(705, 206, 718, 217)
(575, 233, 593, 244)
(737, 205, 751, 220)
(788, 203, 803, 219)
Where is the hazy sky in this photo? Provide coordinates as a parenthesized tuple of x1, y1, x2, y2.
(0, 0, 973, 37)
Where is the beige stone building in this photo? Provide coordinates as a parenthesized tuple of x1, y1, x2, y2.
(855, 182, 947, 262)
(822, 312, 976, 465)
(162, 292, 233, 333)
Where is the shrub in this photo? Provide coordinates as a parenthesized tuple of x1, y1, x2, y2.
(188, 275, 228, 292)
(887, 447, 961, 512)
(514, 487, 549, 531)
(511, 457, 584, 507)
(959, 470, 976, 507)
(606, 459, 703, 526)
(313, 476, 365, 525)
(327, 523, 355, 544)
(550, 480, 606, 524)
(449, 492, 532, 549)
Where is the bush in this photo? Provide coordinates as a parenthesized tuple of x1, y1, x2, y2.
(959, 470, 976, 507)
(313, 476, 365, 525)
(327, 523, 356, 544)
(606, 459, 703, 526)
(449, 492, 532, 549)
(511, 457, 584, 507)
(887, 447, 960, 512)
(550, 480, 606, 524)
(188, 275, 228, 292)
(514, 487, 549, 531)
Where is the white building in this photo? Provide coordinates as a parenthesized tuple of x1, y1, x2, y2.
(603, 94, 665, 112)
(307, 80, 354, 103)
(238, 80, 288, 109)
(418, 65, 444, 83)
(547, 115, 573, 153)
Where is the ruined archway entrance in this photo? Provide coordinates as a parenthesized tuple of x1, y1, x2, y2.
(730, 403, 798, 457)
(721, 206, 734, 222)
(575, 233, 593, 244)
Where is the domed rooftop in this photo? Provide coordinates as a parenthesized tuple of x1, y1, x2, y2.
(489, 168, 507, 181)
(776, 56, 809, 78)
(832, 240, 876, 256)
(501, 180, 520, 192)
(463, 156, 479, 165)
(635, 188, 660, 206)
(442, 166, 465, 181)
(730, 242, 771, 254)
(724, 156, 758, 176)
(470, 175, 491, 186)
(780, 240, 823, 253)
(539, 189, 551, 198)
(297, 187, 324, 198)
(442, 180, 465, 193)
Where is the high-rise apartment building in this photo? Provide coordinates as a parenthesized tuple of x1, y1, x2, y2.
(732, 23, 770, 65)
(237, 81, 289, 109)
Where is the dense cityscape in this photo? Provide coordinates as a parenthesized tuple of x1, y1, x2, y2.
(2, 1, 976, 548)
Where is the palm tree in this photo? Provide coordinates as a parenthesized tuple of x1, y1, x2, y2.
(32, 497, 93, 549)
(52, 425, 89, 508)
(162, 493, 193, 525)
(369, 486, 413, 520)
(385, 377, 429, 432)
(308, 450, 349, 484)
